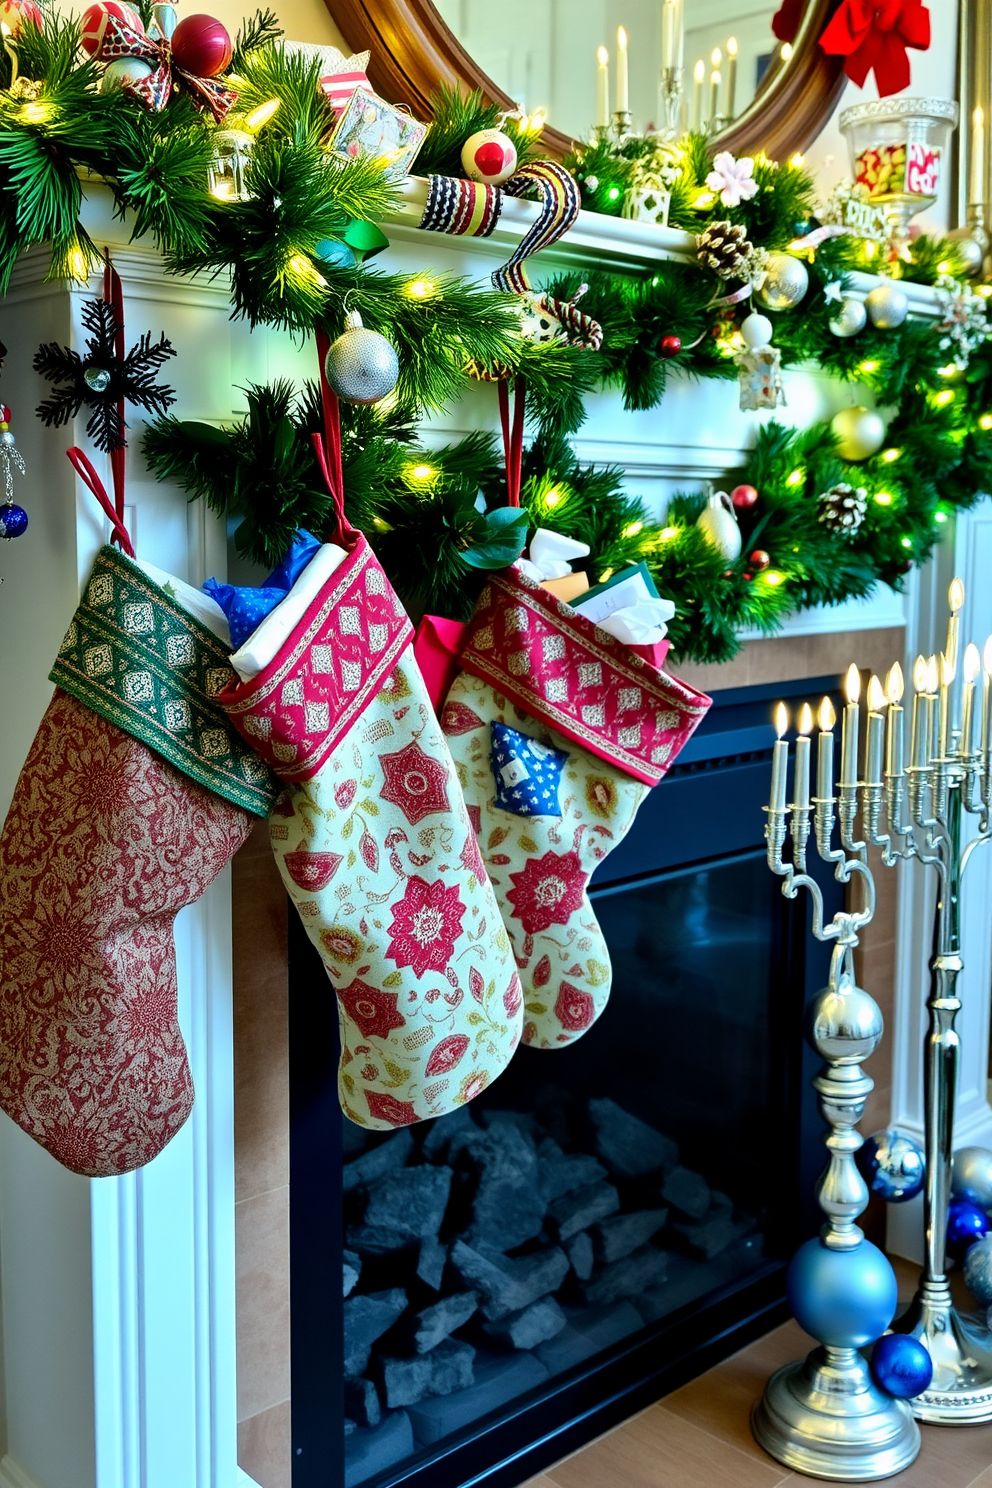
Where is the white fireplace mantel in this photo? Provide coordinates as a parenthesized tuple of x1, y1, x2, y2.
(0, 187, 983, 1488)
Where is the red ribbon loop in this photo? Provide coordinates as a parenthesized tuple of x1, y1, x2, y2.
(819, 0, 931, 97)
(67, 447, 135, 557)
(497, 377, 526, 508)
(313, 327, 360, 548)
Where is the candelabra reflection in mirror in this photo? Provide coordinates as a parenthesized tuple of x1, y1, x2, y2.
(751, 698, 923, 1479)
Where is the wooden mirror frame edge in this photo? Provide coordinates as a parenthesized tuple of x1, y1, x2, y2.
(329, 0, 848, 166)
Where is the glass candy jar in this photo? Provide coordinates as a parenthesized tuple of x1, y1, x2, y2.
(839, 98, 959, 247)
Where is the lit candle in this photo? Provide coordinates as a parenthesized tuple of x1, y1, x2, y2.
(662, 0, 684, 72)
(840, 663, 861, 786)
(616, 26, 629, 114)
(597, 45, 610, 128)
(709, 67, 721, 127)
(983, 636, 992, 760)
(885, 662, 905, 777)
(770, 702, 789, 811)
(972, 105, 986, 206)
(817, 696, 836, 802)
(692, 59, 705, 131)
(962, 642, 981, 754)
(866, 675, 886, 786)
(947, 577, 964, 678)
(794, 702, 813, 809)
(939, 650, 955, 758)
(725, 36, 737, 119)
(911, 655, 929, 768)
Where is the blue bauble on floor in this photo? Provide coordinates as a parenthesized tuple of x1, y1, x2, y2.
(946, 1197, 990, 1261)
(870, 1333, 934, 1399)
(857, 1128, 925, 1203)
(787, 1238, 898, 1349)
(963, 1235, 992, 1305)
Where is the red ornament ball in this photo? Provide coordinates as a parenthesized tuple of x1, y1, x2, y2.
(0, 0, 41, 37)
(749, 549, 771, 571)
(80, 0, 142, 55)
(170, 13, 232, 76)
(460, 128, 517, 186)
(659, 335, 682, 359)
(732, 483, 759, 509)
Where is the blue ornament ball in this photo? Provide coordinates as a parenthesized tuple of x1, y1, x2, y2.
(0, 503, 27, 539)
(787, 1238, 898, 1349)
(870, 1333, 934, 1399)
(947, 1197, 990, 1261)
(857, 1128, 925, 1203)
(963, 1235, 992, 1305)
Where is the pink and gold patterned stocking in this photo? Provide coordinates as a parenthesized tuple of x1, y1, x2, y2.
(441, 567, 710, 1049)
(219, 537, 523, 1130)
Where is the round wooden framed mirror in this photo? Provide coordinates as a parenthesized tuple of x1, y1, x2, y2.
(329, 0, 847, 163)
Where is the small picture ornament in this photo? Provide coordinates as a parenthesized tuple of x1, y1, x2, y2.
(737, 345, 786, 411)
(323, 309, 399, 404)
(461, 128, 517, 187)
(818, 481, 868, 536)
(329, 84, 428, 182)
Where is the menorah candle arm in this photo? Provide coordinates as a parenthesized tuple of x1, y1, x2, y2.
(837, 781, 867, 857)
(813, 794, 847, 868)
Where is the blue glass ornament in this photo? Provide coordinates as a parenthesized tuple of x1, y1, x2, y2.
(0, 502, 27, 539)
(870, 1333, 933, 1398)
(946, 1197, 990, 1261)
(857, 1128, 925, 1203)
(963, 1235, 992, 1306)
(787, 1238, 898, 1350)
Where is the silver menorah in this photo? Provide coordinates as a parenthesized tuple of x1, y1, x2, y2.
(864, 580, 992, 1422)
(751, 699, 921, 1479)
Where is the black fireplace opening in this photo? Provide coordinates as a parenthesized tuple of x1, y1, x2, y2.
(288, 677, 845, 1488)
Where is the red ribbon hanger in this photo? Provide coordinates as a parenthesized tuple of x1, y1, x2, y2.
(820, 0, 931, 98)
(313, 326, 360, 549)
(497, 378, 526, 509)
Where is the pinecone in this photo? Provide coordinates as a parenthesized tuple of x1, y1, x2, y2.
(696, 220, 754, 280)
(817, 482, 868, 536)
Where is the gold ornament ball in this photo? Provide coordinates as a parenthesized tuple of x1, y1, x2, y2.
(832, 405, 886, 461)
(865, 282, 909, 330)
(756, 252, 809, 311)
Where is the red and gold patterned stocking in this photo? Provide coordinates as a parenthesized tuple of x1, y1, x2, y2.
(219, 536, 523, 1130)
(441, 567, 710, 1049)
(0, 547, 276, 1176)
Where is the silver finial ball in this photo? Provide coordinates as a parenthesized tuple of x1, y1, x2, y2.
(829, 296, 868, 338)
(324, 310, 399, 405)
(952, 1146, 992, 1209)
(865, 282, 909, 330)
(756, 252, 809, 311)
(83, 365, 112, 394)
(806, 981, 883, 1064)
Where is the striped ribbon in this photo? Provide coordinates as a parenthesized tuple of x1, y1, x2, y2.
(493, 160, 581, 295)
(418, 174, 503, 238)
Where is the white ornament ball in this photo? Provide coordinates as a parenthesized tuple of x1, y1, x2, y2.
(756, 252, 809, 311)
(865, 282, 909, 330)
(831, 405, 886, 462)
(461, 128, 518, 187)
(741, 311, 773, 350)
(952, 1146, 992, 1209)
(324, 309, 399, 405)
(829, 297, 868, 339)
(100, 56, 154, 90)
(695, 491, 742, 562)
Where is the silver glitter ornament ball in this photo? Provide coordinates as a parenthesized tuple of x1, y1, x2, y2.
(952, 1145, 992, 1210)
(324, 310, 399, 405)
(865, 282, 909, 330)
(829, 297, 868, 338)
(756, 252, 809, 311)
(83, 365, 112, 393)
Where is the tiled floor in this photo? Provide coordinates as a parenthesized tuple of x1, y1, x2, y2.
(523, 1266, 992, 1488)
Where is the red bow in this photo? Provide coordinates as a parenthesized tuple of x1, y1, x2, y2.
(99, 12, 237, 122)
(772, 0, 804, 43)
(820, 0, 931, 98)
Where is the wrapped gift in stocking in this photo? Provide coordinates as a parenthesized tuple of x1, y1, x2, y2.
(0, 544, 277, 1175)
(441, 567, 711, 1048)
(217, 534, 523, 1131)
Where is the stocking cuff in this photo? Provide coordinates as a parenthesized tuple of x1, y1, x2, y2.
(50, 545, 278, 815)
(218, 536, 412, 782)
(458, 568, 710, 785)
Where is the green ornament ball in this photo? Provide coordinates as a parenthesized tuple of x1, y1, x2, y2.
(832, 405, 886, 461)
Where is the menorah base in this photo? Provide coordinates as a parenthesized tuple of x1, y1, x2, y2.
(752, 1348, 920, 1480)
(892, 1291, 992, 1422)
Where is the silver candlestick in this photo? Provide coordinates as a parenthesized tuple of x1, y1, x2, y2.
(752, 701, 921, 1479)
(659, 65, 683, 137)
(856, 580, 992, 1422)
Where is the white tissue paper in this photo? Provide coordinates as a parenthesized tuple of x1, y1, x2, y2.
(515, 527, 591, 582)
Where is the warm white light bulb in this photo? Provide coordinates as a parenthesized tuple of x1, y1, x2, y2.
(913, 655, 928, 693)
(798, 702, 813, 735)
(868, 675, 885, 711)
(775, 702, 789, 738)
(965, 641, 981, 683)
(845, 663, 862, 704)
(818, 696, 836, 731)
(950, 577, 965, 613)
(886, 661, 904, 704)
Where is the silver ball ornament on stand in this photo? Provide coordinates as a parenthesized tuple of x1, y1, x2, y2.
(756, 252, 809, 311)
(952, 1145, 992, 1209)
(829, 297, 868, 339)
(865, 283, 909, 330)
(831, 405, 886, 461)
(324, 310, 399, 405)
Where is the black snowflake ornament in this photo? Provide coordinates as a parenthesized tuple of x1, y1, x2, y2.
(33, 298, 177, 452)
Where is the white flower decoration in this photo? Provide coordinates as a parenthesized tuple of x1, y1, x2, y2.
(705, 152, 760, 208)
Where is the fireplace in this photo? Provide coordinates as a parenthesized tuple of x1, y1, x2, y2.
(287, 676, 845, 1488)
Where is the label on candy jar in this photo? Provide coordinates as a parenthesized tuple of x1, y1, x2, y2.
(905, 142, 940, 197)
